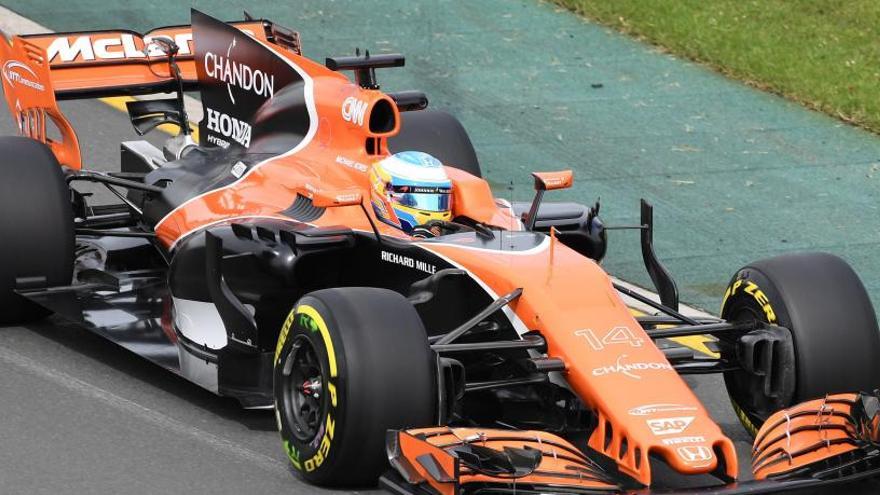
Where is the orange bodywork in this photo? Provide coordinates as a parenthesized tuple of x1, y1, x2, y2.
(0, 34, 81, 168)
(420, 236, 737, 484)
(532, 169, 573, 191)
(1, 15, 744, 487)
(134, 36, 737, 483)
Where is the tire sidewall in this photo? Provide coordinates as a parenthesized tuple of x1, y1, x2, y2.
(721, 253, 880, 435)
(273, 288, 436, 486)
(0, 137, 74, 324)
(274, 296, 346, 478)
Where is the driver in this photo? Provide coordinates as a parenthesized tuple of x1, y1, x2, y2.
(369, 151, 453, 236)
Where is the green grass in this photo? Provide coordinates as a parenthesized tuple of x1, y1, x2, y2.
(552, 0, 880, 132)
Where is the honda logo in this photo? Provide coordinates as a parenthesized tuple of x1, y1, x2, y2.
(676, 445, 713, 463)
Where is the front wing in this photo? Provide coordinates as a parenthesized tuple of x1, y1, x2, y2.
(383, 393, 880, 494)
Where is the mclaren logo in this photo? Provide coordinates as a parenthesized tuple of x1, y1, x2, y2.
(46, 33, 193, 63)
(205, 107, 252, 148)
(2, 61, 45, 92)
(203, 36, 275, 104)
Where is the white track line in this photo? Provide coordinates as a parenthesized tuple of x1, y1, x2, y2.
(0, 5, 43, 34)
(0, 345, 292, 477)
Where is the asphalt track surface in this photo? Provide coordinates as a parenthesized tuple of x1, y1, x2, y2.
(0, 4, 879, 495)
(0, 101, 873, 495)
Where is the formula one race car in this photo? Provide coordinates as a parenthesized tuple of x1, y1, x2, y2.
(2, 9, 880, 495)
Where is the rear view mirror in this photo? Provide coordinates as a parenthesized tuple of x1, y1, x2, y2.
(523, 170, 574, 231)
(531, 170, 573, 191)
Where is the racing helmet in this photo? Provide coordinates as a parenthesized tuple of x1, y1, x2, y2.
(369, 151, 453, 232)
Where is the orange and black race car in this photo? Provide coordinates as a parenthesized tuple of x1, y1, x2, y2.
(2, 10, 880, 495)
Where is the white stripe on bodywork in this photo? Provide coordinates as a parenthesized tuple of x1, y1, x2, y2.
(416, 243, 532, 336)
(178, 345, 219, 393)
(415, 240, 571, 388)
(172, 296, 229, 349)
(419, 234, 549, 257)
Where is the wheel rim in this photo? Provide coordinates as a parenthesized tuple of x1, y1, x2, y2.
(281, 335, 326, 443)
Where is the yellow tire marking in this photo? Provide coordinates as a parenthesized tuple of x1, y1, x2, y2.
(296, 304, 338, 377)
(295, 304, 339, 473)
(99, 96, 200, 142)
(277, 304, 340, 473)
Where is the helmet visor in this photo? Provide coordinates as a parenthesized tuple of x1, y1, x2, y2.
(390, 192, 451, 212)
(389, 185, 451, 212)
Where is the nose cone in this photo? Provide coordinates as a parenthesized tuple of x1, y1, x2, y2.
(420, 232, 740, 485)
(588, 405, 738, 484)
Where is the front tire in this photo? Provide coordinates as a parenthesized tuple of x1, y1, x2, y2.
(0, 137, 74, 324)
(720, 252, 880, 435)
(273, 287, 436, 486)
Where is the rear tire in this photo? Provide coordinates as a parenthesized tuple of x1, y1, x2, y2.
(0, 137, 74, 324)
(720, 252, 880, 436)
(390, 110, 482, 177)
(273, 287, 436, 486)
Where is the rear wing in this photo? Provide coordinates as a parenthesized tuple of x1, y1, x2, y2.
(0, 18, 301, 168)
(16, 21, 300, 98)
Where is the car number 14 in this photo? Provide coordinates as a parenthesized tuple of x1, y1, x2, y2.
(575, 326, 644, 351)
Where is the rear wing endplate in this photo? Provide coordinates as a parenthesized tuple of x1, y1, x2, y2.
(0, 34, 81, 168)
